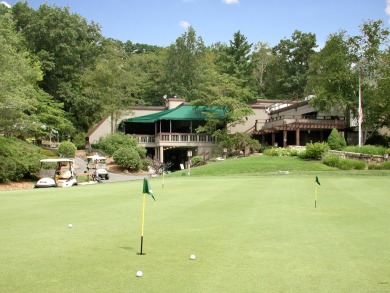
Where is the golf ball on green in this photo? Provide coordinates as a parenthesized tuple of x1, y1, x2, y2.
(136, 271, 143, 277)
(190, 254, 196, 260)
(68, 224, 73, 228)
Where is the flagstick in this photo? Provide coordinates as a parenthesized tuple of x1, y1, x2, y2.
(139, 193, 146, 255)
(315, 185, 317, 208)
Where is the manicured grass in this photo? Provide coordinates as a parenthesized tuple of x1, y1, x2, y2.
(1, 173, 390, 292)
(173, 155, 337, 177)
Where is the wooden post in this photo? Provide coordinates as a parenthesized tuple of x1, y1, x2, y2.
(296, 129, 300, 146)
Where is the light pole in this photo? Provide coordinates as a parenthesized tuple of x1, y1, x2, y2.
(187, 150, 192, 176)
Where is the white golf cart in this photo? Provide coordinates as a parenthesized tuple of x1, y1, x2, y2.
(35, 158, 78, 188)
(86, 155, 109, 180)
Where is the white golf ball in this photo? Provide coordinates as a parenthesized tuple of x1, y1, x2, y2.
(136, 271, 143, 277)
(190, 254, 196, 260)
(68, 224, 73, 228)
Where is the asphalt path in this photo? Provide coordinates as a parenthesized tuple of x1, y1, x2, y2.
(74, 156, 148, 183)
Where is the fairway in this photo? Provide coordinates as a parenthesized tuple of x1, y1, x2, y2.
(1, 175, 389, 292)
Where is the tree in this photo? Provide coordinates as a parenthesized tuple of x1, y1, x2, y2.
(367, 48, 390, 130)
(1, 7, 74, 140)
(349, 20, 390, 141)
(162, 26, 208, 101)
(0, 8, 39, 137)
(306, 20, 390, 144)
(82, 40, 143, 133)
(327, 128, 347, 150)
(251, 42, 274, 96)
(225, 31, 253, 83)
(305, 32, 356, 113)
(265, 30, 317, 100)
(12, 2, 103, 129)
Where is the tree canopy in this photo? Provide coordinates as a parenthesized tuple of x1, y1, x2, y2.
(1, 1, 389, 146)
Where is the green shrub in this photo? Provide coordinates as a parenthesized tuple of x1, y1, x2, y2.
(141, 158, 152, 171)
(344, 145, 387, 155)
(264, 147, 306, 157)
(383, 161, 390, 170)
(368, 161, 390, 170)
(58, 141, 77, 158)
(322, 154, 342, 168)
(263, 148, 278, 156)
(0, 137, 42, 182)
(322, 154, 365, 170)
(40, 148, 57, 157)
(338, 159, 366, 170)
(97, 133, 146, 157)
(288, 148, 304, 156)
(113, 146, 141, 170)
(327, 128, 347, 150)
(72, 132, 86, 150)
(299, 142, 330, 160)
(191, 156, 203, 164)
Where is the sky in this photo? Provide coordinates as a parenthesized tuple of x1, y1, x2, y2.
(3, 0, 390, 48)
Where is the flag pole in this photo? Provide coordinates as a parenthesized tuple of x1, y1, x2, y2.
(358, 62, 363, 147)
(139, 193, 146, 255)
(315, 176, 320, 208)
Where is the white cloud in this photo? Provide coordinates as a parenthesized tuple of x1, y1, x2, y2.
(180, 21, 191, 29)
(386, 0, 390, 21)
(1, 1, 11, 8)
(222, 0, 239, 4)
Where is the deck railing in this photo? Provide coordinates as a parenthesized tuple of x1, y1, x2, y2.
(131, 133, 216, 147)
(256, 116, 346, 131)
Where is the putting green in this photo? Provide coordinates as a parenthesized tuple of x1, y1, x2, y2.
(0, 175, 389, 292)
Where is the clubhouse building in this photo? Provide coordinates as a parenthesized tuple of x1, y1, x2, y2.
(86, 97, 356, 169)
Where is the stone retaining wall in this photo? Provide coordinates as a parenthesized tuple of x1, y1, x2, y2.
(328, 150, 389, 163)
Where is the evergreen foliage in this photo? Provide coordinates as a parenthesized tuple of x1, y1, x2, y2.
(327, 128, 347, 150)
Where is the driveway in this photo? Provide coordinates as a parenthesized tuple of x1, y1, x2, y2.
(74, 156, 148, 183)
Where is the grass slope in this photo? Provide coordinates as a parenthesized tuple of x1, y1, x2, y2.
(171, 155, 336, 177)
(1, 171, 390, 292)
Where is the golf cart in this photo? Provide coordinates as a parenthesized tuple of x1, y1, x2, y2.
(35, 158, 78, 188)
(86, 155, 109, 180)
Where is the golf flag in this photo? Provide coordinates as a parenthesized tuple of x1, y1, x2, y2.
(314, 176, 320, 208)
(143, 178, 155, 201)
(139, 178, 155, 255)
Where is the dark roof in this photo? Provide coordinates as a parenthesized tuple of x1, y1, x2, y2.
(121, 105, 224, 123)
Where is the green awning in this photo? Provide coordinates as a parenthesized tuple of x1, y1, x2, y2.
(121, 105, 224, 124)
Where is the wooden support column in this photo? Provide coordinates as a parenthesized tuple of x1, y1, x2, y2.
(320, 131, 324, 142)
(271, 132, 275, 147)
(262, 134, 265, 145)
(283, 130, 287, 147)
(296, 129, 300, 146)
